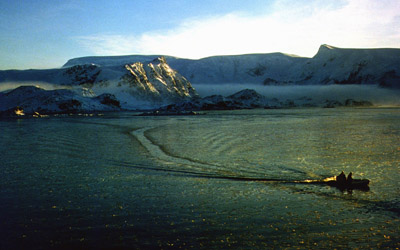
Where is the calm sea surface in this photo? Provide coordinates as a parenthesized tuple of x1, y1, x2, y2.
(0, 108, 399, 249)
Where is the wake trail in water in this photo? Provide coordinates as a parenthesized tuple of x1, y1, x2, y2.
(130, 126, 320, 181)
(131, 127, 240, 177)
(68, 119, 315, 180)
(108, 158, 338, 187)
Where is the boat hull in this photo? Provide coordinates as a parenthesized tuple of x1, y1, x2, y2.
(326, 179, 370, 191)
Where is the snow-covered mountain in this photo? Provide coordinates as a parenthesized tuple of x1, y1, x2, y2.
(60, 44, 400, 88)
(63, 53, 304, 85)
(118, 57, 198, 105)
(1, 45, 399, 88)
(0, 45, 399, 116)
(290, 45, 400, 87)
(0, 57, 198, 116)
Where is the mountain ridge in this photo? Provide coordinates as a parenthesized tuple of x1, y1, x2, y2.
(2, 44, 399, 88)
(59, 44, 400, 88)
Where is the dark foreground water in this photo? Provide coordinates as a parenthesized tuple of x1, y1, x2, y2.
(0, 108, 399, 249)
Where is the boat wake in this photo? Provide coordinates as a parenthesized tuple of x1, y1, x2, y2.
(129, 126, 370, 191)
(129, 127, 324, 183)
(131, 127, 236, 177)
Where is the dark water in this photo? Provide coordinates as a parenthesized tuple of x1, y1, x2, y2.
(0, 108, 399, 249)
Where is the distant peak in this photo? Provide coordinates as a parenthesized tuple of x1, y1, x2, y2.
(5, 85, 44, 96)
(13, 85, 43, 91)
(152, 56, 167, 64)
(313, 44, 339, 58)
(281, 53, 302, 58)
(227, 89, 263, 100)
(320, 44, 337, 50)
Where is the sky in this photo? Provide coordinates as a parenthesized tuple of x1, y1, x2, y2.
(0, 0, 399, 70)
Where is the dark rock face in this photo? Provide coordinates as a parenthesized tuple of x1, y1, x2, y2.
(379, 70, 400, 88)
(344, 99, 373, 107)
(227, 89, 264, 101)
(160, 88, 376, 112)
(323, 99, 373, 108)
(97, 93, 121, 108)
(324, 100, 344, 108)
(63, 64, 101, 87)
(58, 99, 82, 112)
(160, 89, 271, 112)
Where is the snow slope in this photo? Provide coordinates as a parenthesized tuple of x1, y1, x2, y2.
(60, 44, 400, 87)
(1, 45, 399, 87)
(63, 53, 305, 84)
(291, 45, 400, 87)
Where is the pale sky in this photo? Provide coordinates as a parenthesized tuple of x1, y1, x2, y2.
(0, 0, 399, 70)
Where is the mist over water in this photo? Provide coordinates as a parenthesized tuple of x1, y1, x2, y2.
(0, 82, 72, 92)
(1, 81, 399, 107)
(193, 84, 400, 106)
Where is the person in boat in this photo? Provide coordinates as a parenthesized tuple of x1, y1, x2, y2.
(347, 172, 353, 185)
(336, 171, 346, 186)
(330, 171, 369, 191)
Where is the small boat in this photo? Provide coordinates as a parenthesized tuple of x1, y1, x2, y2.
(297, 174, 370, 191)
(208, 171, 370, 191)
(322, 172, 370, 191)
(326, 179, 370, 191)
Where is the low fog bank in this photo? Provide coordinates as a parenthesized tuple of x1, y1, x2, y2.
(2, 82, 399, 108)
(0, 82, 71, 92)
(193, 84, 400, 106)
